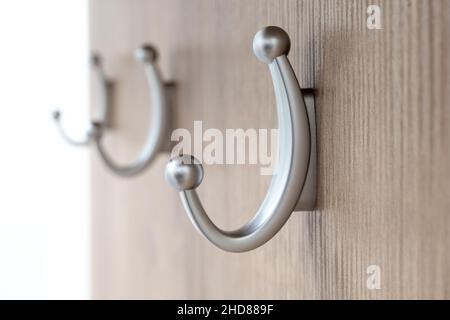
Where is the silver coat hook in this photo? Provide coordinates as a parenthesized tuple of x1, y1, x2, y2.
(165, 26, 317, 252)
(52, 45, 172, 177)
(52, 54, 107, 146)
(93, 45, 171, 176)
(52, 110, 97, 146)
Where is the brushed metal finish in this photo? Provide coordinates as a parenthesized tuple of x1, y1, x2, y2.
(93, 45, 170, 177)
(253, 26, 291, 64)
(165, 26, 316, 252)
(165, 155, 204, 191)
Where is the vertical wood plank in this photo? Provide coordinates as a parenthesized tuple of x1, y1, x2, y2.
(90, 0, 450, 299)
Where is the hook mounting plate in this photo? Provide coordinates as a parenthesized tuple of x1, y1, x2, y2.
(160, 81, 176, 153)
(294, 89, 316, 211)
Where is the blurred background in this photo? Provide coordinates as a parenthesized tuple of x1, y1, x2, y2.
(0, 0, 90, 299)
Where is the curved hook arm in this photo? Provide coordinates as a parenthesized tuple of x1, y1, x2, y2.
(52, 110, 94, 146)
(93, 45, 169, 177)
(165, 26, 313, 252)
(52, 54, 108, 146)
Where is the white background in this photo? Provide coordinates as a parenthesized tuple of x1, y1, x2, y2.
(0, 0, 90, 299)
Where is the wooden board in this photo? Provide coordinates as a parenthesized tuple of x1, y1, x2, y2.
(90, 0, 450, 299)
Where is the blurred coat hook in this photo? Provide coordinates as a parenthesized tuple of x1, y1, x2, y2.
(52, 44, 173, 177)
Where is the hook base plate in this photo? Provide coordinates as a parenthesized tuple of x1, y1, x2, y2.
(160, 82, 176, 153)
(294, 89, 316, 211)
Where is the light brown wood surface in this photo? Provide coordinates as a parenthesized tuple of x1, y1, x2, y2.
(90, 0, 450, 299)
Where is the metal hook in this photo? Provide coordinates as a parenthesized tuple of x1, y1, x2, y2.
(93, 45, 172, 177)
(52, 110, 96, 146)
(52, 54, 108, 146)
(52, 45, 171, 177)
(165, 26, 316, 252)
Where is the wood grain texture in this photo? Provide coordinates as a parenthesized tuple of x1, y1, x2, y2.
(90, 0, 450, 299)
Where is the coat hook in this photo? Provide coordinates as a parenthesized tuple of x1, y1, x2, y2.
(52, 54, 107, 146)
(93, 45, 172, 176)
(165, 26, 316, 252)
(52, 45, 172, 177)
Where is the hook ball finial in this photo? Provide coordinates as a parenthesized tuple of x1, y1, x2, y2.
(52, 110, 61, 120)
(135, 45, 158, 63)
(165, 154, 204, 191)
(91, 54, 102, 67)
(253, 26, 291, 64)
